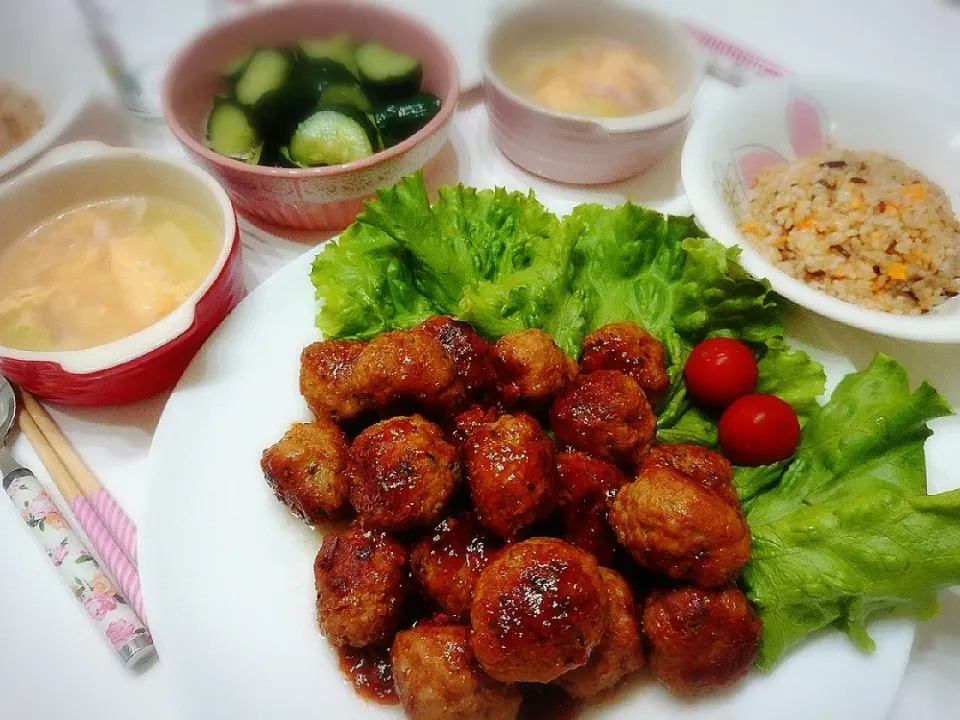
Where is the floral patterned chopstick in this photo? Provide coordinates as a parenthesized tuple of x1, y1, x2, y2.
(16, 406, 148, 625)
(1, 441, 155, 668)
(20, 392, 141, 568)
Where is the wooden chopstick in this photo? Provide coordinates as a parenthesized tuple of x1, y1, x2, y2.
(20, 392, 100, 496)
(17, 410, 82, 502)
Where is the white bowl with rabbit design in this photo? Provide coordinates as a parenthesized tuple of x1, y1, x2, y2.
(681, 78, 960, 343)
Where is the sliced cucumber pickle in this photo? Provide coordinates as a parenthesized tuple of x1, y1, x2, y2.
(298, 33, 359, 78)
(319, 83, 373, 113)
(355, 42, 423, 99)
(221, 49, 254, 84)
(234, 48, 294, 107)
(287, 106, 380, 167)
(372, 92, 442, 147)
(206, 97, 263, 164)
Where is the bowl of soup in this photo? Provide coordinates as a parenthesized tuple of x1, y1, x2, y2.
(0, 142, 244, 405)
(484, 0, 704, 184)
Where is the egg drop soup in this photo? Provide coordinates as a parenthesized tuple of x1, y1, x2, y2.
(502, 38, 673, 118)
(0, 196, 221, 352)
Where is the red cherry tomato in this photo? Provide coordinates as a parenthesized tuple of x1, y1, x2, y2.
(684, 338, 759, 407)
(718, 393, 800, 466)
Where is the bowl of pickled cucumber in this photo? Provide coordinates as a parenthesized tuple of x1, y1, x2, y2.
(162, 1, 459, 231)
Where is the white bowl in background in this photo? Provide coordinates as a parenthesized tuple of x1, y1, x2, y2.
(682, 78, 960, 343)
(0, 0, 96, 178)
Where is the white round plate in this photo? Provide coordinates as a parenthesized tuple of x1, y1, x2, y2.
(141, 249, 919, 720)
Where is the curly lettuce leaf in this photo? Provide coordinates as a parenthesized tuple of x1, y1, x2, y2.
(734, 462, 789, 504)
(310, 223, 435, 339)
(747, 485, 960, 668)
(560, 204, 782, 346)
(742, 354, 955, 669)
(312, 172, 566, 338)
(310, 178, 786, 373)
(457, 207, 575, 341)
(755, 341, 826, 422)
(746, 354, 950, 526)
(657, 405, 718, 446)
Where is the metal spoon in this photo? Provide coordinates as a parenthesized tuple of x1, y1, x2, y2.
(0, 375, 155, 667)
(0, 375, 16, 475)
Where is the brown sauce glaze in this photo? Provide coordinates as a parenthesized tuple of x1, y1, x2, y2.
(519, 684, 582, 720)
(337, 645, 398, 705)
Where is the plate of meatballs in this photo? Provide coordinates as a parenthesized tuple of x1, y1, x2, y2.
(139, 249, 915, 720)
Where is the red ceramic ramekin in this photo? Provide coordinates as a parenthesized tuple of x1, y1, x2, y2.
(0, 142, 245, 406)
(162, 0, 460, 232)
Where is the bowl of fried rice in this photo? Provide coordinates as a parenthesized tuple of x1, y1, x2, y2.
(0, 0, 96, 177)
(682, 78, 960, 343)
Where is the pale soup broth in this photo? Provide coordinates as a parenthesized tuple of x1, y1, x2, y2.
(500, 37, 673, 118)
(0, 196, 220, 352)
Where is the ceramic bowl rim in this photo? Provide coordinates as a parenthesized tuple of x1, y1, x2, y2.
(161, 0, 460, 179)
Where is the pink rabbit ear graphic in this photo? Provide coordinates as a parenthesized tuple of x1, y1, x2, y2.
(788, 92, 830, 157)
(733, 146, 787, 189)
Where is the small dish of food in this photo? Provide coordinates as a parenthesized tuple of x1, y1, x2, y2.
(0, 82, 45, 158)
(484, 0, 704, 184)
(682, 77, 960, 342)
(0, 142, 244, 406)
(207, 34, 443, 169)
(163, 1, 459, 232)
(0, 0, 96, 177)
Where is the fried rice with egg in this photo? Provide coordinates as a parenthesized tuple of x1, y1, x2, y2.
(740, 149, 960, 314)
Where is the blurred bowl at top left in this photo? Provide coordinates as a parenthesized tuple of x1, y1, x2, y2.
(0, 0, 96, 178)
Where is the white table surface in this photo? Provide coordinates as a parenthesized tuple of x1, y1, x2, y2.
(2, 1, 960, 718)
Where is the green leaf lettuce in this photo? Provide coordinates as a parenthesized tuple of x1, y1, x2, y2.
(311, 173, 802, 423)
(742, 354, 956, 668)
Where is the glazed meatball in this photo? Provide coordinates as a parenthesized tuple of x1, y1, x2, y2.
(260, 421, 350, 523)
(470, 538, 607, 683)
(492, 329, 577, 410)
(314, 526, 409, 647)
(641, 444, 739, 507)
(392, 625, 522, 720)
(550, 370, 657, 468)
(464, 413, 559, 539)
(411, 513, 501, 616)
(300, 340, 370, 423)
(555, 451, 629, 567)
(417, 316, 493, 400)
(348, 415, 460, 532)
(352, 329, 465, 415)
(579, 321, 670, 405)
(556, 568, 645, 698)
(608, 462, 751, 588)
(642, 586, 761, 695)
(451, 404, 500, 448)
